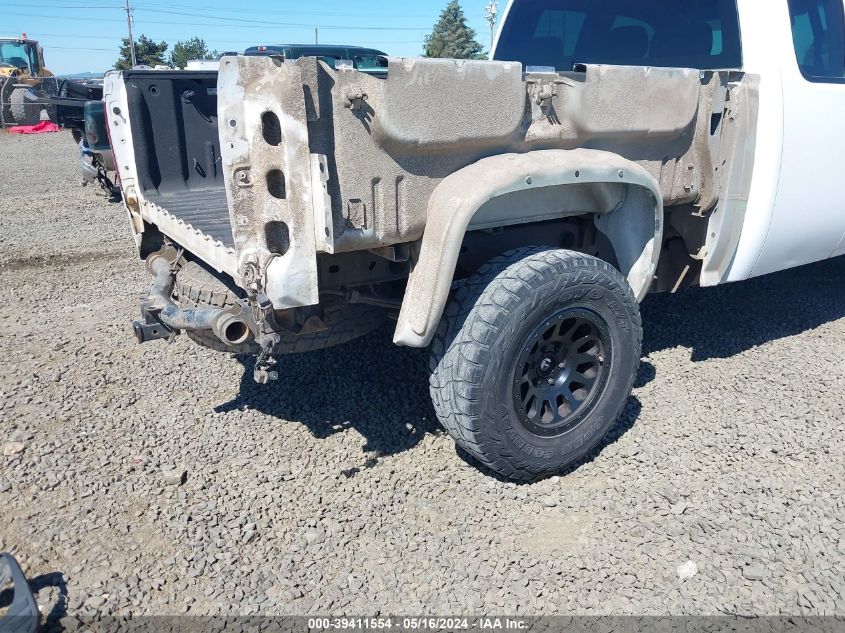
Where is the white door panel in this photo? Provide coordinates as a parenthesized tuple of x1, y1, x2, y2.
(753, 83, 845, 274)
(751, 0, 845, 277)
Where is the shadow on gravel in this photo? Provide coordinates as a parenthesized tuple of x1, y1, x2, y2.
(642, 255, 845, 361)
(215, 326, 442, 461)
(216, 308, 665, 477)
(28, 571, 67, 629)
(212, 256, 844, 477)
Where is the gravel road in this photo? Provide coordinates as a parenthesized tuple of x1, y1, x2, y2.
(1, 133, 843, 624)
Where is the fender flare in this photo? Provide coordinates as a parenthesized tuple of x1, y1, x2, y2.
(393, 149, 663, 347)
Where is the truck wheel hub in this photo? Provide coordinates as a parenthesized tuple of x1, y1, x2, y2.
(513, 308, 612, 438)
(537, 355, 556, 377)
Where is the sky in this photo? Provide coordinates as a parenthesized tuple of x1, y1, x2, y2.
(0, 0, 499, 75)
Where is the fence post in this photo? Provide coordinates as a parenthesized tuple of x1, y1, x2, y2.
(0, 76, 9, 127)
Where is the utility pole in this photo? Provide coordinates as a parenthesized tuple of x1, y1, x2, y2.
(315, 27, 319, 45)
(125, 0, 137, 67)
(484, 0, 499, 51)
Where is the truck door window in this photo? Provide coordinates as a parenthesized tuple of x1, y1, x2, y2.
(787, 0, 845, 80)
(494, 0, 742, 71)
(353, 55, 389, 71)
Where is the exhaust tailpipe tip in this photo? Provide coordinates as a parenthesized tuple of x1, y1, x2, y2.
(213, 314, 252, 347)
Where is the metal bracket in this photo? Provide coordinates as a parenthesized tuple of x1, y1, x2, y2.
(249, 291, 274, 334)
(369, 243, 410, 262)
(240, 254, 262, 294)
(253, 333, 281, 384)
(345, 88, 367, 110)
(132, 305, 175, 344)
(535, 83, 557, 109)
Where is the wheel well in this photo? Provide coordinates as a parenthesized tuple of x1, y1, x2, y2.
(392, 149, 664, 347)
(455, 217, 620, 282)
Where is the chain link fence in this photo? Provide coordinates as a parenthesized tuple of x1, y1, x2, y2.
(0, 76, 63, 127)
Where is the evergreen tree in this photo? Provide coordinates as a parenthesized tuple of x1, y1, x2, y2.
(424, 1, 486, 59)
(114, 35, 169, 70)
(170, 37, 217, 69)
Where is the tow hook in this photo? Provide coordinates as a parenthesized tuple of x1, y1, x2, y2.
(253, 333, 281, 384)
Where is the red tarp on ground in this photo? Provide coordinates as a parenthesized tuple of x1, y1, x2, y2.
(8, 121, 60, 134)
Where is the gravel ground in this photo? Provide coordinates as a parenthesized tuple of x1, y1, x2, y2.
(1, 132, 843, 624)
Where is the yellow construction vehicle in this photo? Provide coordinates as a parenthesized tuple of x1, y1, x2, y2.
(0, 34, 55, 125)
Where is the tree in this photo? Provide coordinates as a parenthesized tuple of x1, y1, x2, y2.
(170, 37, 217, 70)
(424, 0, 485, 59)
(114, 35, 169, 70)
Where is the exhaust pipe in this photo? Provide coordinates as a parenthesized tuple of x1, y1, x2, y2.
(213, 313, 252, 346)
(134, 249, 254, 347)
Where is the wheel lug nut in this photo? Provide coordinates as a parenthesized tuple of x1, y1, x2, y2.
(547, 378, 555, 385)
(558, 362, 565, 369)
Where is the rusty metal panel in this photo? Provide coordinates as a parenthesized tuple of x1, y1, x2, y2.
(298, 59, 745, 257)
(218, 55, 319, 309)
(373, 58, 526, 151)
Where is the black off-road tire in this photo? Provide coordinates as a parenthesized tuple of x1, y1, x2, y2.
(430, 248, 642, 482)
(173, 260, 386, 355)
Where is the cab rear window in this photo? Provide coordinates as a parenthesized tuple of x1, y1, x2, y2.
(787, 0, 845, 80)
(494, 0, 742, 71)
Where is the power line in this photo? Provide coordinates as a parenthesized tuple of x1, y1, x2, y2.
(3, 7, 431, 30)
(12, 2, 435, 20)
(25, 32, 121, 40)
(130, 6, 429, 30)
(12, 2, 121, 7)
(28, 32, 424, 46)
(50, 45, 116, 52)
(130, 0, 436, 19)
(3, 10, 135, 23)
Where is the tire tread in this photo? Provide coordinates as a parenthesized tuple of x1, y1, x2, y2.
(430, 248, 643, 482)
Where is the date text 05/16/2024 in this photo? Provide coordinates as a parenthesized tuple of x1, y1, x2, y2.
(307, 618, 529, 630)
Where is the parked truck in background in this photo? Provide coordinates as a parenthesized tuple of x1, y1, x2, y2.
(104, 0, 845, 481)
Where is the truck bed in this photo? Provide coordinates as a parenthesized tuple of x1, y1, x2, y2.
(122, 70, 233, 248)
(143, 189, 232, 248)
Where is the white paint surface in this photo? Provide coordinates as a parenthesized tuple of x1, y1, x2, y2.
(728, 0, 845, 280)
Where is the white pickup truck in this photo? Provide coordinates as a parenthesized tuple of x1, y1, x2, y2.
(105, 0, 845, 481)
